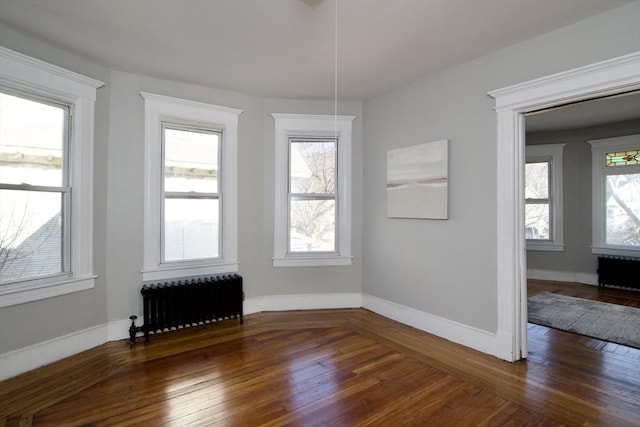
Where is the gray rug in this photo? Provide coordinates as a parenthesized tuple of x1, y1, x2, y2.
(528, 292, 640, 349)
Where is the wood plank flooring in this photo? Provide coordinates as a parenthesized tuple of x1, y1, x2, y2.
(1, 284, 639, 426)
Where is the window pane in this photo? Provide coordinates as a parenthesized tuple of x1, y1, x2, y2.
(525, 162, 549, 199)
(525, 202, 550, 240)
(290, 140, 336, 194)
(0, 93, 65, 186)
(290, 199, 335, 252)
(0, 190, 63, 282)
(606, 150, 640, 167)
(164, 198, 219, 261)
(605, 173, 640, 247)
(164, 127, 219, 193)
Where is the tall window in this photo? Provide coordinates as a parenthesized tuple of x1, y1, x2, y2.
(142, 92, 241, 282)
(525, 143, 565, 251)
(589, 135, 640, 256)
(0, 92, 69, 282)
(289, 137, 337, 252)
(163, 125, 221, 262)
(272, 114, 355, 267)
(0, 47, 102, 307)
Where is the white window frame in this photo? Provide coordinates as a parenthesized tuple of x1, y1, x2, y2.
(272, 113, 355, 267)
(141, 92, 242, 282)
(0, 46, 103, 308)
(525, 143, 565, 251)
(588, 134, 640, 257)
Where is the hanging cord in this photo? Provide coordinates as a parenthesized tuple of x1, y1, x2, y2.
(334, 0, 338, 138)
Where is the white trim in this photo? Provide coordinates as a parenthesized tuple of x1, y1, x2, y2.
(0, 47, 103, 306)
(489, 51, 640, 361)
(527, 268, 598, 286)
(272, 113, 355, 267)
(243, 292, 362, 315)
(588, 135, 640, 257)
(141, 92, 242, 282)
(362, 294, 498, 357)
(0, 323, 107, 381)
(0, 276, 96, 308)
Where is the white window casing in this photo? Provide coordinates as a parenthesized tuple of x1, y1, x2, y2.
(0, 46, 103, 308)
(588, 134, 640, 257)
(272, 113, 355, 267)
(525, 143, 565, 252)
(141, 92, 242, 281)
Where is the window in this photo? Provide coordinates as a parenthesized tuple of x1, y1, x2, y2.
(0, 46, 102, 307)
(588, 135, 640, 256)
(272, 113, 355, 267)
(142, 92, 242, 281)
(525, 143, 565, 251)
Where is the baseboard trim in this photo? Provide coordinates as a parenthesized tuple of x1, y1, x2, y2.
(0, 324, 107, 382)
(527, 269, 598, 286)
(361, 293, 498, 358)
(2, 291, 500, 381)
(244, 292, 362, 315)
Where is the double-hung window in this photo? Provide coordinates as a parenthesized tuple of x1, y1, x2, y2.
(525, 143, 565, 251)
(272, 113, 355, 267)
(142, 92, 241, 281)
(0, 47, 102, 307)
(588, 135, 640, 256)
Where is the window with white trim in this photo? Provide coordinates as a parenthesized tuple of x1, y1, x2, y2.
(588, 135, 640, 257)
(272, 113, 355, 267)
(142, 92, 242, 282)
(525, 143, 565, 251)
(0, 47, 102, 308)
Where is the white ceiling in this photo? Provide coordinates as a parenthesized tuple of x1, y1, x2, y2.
(0, 0, 634, 101)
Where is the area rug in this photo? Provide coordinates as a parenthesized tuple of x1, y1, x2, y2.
(528, 292, 640, 349)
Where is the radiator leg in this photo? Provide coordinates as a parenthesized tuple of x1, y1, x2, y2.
(129, 315, 138, 345)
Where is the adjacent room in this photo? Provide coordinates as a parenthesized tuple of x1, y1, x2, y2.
(1, 0, 639, 425)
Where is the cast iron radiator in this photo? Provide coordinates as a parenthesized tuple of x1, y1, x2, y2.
(597, 257, 639, 290)
(129, 274, 243, 344)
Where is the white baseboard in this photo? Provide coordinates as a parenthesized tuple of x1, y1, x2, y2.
(527, 269, 598, 286)
(361, 293, 499, 358)
(0, 324, 107, 382)
(1, 291, 500, 381)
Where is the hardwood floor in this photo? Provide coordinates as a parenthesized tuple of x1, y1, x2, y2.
(1, 291, 639, 426)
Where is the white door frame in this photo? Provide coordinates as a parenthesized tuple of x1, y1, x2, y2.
(488, 52, 640, 362)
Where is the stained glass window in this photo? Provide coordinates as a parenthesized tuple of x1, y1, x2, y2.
(606, 150, 640, 167)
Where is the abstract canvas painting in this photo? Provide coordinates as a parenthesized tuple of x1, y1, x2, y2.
(387, 139, 449, 219)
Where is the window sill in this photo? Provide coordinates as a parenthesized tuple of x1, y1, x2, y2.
(142, 262, 239, 282)
(273, 255, 353, 267)
(0, 275, 96, 308)
(591, 246, 640, 258)
(526, 241, 565, 252)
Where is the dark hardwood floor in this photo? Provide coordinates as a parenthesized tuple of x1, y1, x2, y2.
(1, 284, 639, 426)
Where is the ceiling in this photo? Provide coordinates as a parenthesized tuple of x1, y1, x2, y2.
(0, 0, 634, 101)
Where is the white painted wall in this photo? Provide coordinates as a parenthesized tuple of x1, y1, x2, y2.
(362, 1, 640, 333)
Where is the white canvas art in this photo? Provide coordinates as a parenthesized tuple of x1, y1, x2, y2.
(386, 139, 449, 219)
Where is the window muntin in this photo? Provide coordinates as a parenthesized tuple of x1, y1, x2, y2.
(0, 91, 71, 283)
(288, 138, 337, 253)
(589, 135, 640, 256)
(161, 124, 221, 262)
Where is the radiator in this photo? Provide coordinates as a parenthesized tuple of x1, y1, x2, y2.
(597, 257, 639, 290)
(129, 274, 243, 344)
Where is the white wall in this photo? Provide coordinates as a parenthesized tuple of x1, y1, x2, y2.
(362, 1, 640, 334)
